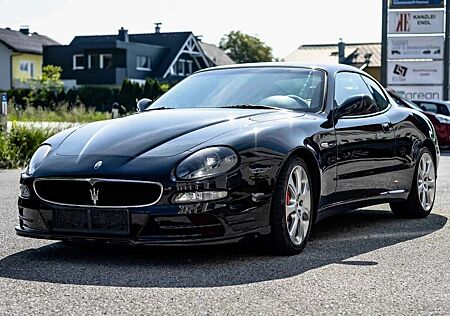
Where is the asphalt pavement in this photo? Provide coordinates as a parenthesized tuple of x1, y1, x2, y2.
(0, 153, 449, 315)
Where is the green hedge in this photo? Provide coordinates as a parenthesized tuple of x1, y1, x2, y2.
(0, 124, 56, 168)
(1, 78, 173, 113)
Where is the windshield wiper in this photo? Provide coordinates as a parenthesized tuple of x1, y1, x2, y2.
(220, 104, 281, 110)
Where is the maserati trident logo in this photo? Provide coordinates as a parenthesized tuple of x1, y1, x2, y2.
(90, 188, 99, 206)
(94, 160, 103, 169)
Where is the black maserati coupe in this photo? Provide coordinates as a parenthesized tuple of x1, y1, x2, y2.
(17, 63, 439, 255)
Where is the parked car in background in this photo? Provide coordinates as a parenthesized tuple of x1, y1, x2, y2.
(412, 99, 450, 116)
(388, 91, 450, 148)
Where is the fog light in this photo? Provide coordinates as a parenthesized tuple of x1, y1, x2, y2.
(172, 191, 227, 204)
(19, 184, 31, 199)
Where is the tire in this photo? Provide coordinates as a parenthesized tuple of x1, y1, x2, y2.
(266, 156, 315, 255)
(390, 147, 436, 218)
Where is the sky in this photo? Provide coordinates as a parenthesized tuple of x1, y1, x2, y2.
(0, 0, 382, 58)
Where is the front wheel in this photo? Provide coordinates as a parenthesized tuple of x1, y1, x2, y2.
(390, 148, 436, 218)
(266, 156, 315, 255)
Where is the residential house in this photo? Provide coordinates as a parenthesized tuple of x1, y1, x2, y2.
(44, 25, 216, 88)
(0, 26, 59, 90)
(199, 42, 235, 66)
(285, 42, 381, 81)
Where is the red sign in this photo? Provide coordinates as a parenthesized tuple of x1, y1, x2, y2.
(396, 13, 411, 32)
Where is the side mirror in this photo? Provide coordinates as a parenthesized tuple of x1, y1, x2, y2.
(136, 98, 152, 112)
(334, 94, 377, 119)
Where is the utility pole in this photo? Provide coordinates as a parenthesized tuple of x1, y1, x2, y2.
(444, 0, 450, 100)
(381, 0, 388, 87)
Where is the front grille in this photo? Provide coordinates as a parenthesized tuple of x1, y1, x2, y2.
(34, 178, 163, 208)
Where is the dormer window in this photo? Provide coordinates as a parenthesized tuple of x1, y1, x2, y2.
(73, 54, 84, 70)
(88, 54, 113, 69)
(186, 60, 193, 75)
(177, 59, 186, 76)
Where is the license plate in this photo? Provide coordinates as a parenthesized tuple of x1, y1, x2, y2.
(52, 208, 129, 235)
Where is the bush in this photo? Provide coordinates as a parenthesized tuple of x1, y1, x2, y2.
(2, 78, 174, 117)
(7, 103, 108, 123)
(0, 124, 56, 168)
(73, 87, 120, 111)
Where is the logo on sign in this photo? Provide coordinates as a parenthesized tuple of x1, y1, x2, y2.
(396, 13, 411, 32)
(393, 64, 408, 77)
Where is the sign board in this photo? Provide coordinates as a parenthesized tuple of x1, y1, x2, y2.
(388, 10, 445, 34)
(390, 0, 444, 9)
(388, 36, 444, 59)
(0, 93, 7, 116)
(387, 61, 443, 85)
(388, 85, 443, 100)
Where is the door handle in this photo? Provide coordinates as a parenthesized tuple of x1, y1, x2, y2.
(382, 122, 393, 133)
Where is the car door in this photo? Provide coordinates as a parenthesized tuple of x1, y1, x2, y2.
(333, 72, 395, 203)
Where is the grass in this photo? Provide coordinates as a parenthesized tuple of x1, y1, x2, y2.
(7, 103, 109, 123)
(0, 123, 57, 169)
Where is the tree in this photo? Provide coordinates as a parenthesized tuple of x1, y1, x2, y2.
(219, 31, 273, 63)
(23, 65, 64, 108)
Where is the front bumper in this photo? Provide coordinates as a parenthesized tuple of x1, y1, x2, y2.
(15, 225, 270, 246)
(17, 176, 274, 246)
(17, 150, 281, 246)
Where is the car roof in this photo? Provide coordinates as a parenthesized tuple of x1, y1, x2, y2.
(196, 62, 368, 77)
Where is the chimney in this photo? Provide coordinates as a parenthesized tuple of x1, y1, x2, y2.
(118, 27, 129, 42)
(338, 38, 345, 64)
(19, 25, 30, 35)
(195, 35, 203, 42)
(154, 22, 162, 33)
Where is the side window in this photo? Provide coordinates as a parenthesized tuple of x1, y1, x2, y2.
(362, 76, 390, 111)
(438, 104, 450, 116)
(418, 102, 438, 114)
(335, 72, 378, 116)
(335, 72, 373, 106)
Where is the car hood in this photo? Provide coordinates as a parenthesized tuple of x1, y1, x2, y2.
(55, 108, 298, 157)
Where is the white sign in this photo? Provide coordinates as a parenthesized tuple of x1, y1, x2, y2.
(388, 85, 443, 100)
(387, 61, 443, 85)
(388, 36, 444, 59)
(388, 10, 445, 34)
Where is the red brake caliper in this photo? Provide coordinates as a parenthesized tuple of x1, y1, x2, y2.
(286, 190, 291, 205)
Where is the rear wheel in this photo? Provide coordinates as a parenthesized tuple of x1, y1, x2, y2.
(390, 148, 436, 218)
(266, 156, 315, 255)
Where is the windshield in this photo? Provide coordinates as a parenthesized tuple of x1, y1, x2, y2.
(150, 67, 326, 112)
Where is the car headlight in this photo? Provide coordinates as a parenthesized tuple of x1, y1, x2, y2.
(176, 147, 238, 180)
(27, 145, 51, 175)
(436, 114, 450, 124)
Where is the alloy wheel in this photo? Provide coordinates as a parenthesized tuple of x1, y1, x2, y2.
(285, 165, 311, 246)
(417, 152, 436, 211)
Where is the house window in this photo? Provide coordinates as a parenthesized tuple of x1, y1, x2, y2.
(177, 59, 186, 76)
(136, 56, 151, 71)
(88, 53, 113, 69)
(19, 61, 35, 78)
(102, 54, 113, 69)
(186, 60, 193, 75)
(73, 54, 84, 70)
